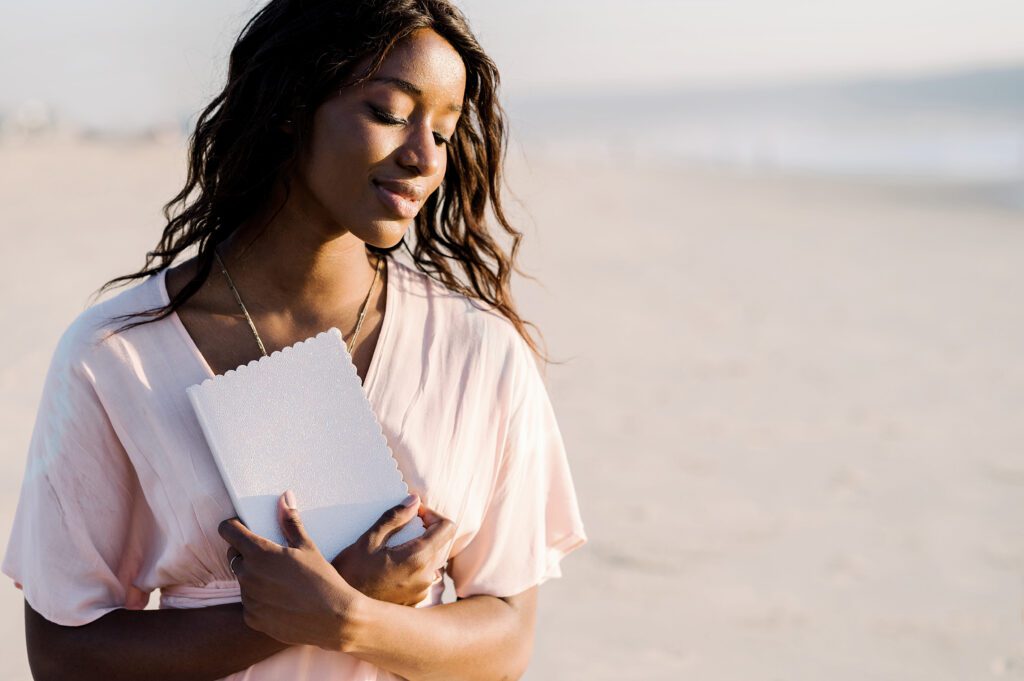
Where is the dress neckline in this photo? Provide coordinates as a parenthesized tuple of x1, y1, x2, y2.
(157, 255, 396, 399)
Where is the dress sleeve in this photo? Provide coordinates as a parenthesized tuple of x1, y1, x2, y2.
(1, 326, 159, 626)
(448, 333, 588, 599)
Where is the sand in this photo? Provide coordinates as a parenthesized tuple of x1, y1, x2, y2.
(1, 134, 1022, 680)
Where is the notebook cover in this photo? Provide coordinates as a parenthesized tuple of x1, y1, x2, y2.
(185, 327, 425, 560)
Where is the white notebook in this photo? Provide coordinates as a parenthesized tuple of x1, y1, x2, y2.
(185, 327, 425, 560)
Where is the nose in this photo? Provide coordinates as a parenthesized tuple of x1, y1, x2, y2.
(396, 122, 444, 177)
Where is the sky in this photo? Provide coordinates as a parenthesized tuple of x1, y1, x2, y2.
(1, 0, 1023, 130)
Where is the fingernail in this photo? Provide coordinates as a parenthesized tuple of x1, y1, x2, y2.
(284, 489, 297, 510)
(402, 493, 418, 507)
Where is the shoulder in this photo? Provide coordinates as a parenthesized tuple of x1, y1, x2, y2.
(389, 257, 530, 363)
(52, 273, 164, 370)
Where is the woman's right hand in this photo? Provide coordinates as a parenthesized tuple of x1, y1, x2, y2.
(330, 495, 456, 606)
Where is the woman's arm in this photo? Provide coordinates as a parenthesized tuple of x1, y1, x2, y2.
(221, 495, 541, 681)
(25, 496, 446, 681)
(344, 587, 538, 681)
(342, 503, 540, 681)
(25, 600, 287, 681)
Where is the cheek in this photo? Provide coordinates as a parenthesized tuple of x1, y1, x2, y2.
(302, 119, 392, 206)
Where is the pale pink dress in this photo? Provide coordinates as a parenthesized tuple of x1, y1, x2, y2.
(1, 255, 587, 680)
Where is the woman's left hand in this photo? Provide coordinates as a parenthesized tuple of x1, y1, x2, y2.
(219, 491, 366, 652)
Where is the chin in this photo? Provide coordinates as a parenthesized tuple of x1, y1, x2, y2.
(358, 219, 412, 250)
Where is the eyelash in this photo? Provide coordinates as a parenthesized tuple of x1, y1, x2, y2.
(370, 106, 451, 147)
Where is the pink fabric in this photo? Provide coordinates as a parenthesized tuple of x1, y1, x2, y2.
(1, 256, 587, 680)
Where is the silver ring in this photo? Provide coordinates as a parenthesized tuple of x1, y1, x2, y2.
(229, 554, 242, 574)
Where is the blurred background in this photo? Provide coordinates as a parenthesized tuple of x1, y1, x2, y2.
(2, 1, 1023, 679)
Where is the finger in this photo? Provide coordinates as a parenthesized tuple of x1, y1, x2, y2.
(228, 551, 244, 577)
(421, 519, 458, 568)
(419, 516, 456, 547)
(387, 518, 456, 566)
(218, 517, 282, 556)
(218, 518, 256, 555)
(366, 495, 420, 552)
(416, 503, 451, 527)
(277, 490, 315, 551)
(415, 506, 453, 555)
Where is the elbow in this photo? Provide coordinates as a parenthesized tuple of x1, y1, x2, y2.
(504, 639, 534, 681)
(25, 602, 99, 681)
(28, 655, 65, 681)
(504, 597, 537, 681)
(27, 634, 77, 681)
(491, 611, 535, 681)
(28, 631, 102, 681)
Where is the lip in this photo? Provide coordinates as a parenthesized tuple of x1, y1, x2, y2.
(372, 179, 424, 219)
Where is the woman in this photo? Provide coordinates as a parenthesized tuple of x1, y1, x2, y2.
(1, 1, 587, 679)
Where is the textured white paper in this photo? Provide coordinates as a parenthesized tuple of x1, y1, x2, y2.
(185, 327, 425, 560)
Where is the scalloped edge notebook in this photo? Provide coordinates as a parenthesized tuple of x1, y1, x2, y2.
(185, 327, 425, 560)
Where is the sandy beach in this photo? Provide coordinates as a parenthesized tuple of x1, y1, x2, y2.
(1, 134, 1022, 680)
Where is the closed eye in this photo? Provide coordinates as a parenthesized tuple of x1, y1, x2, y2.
(369, 105, 403, 126)
(369, 105, 451, 147)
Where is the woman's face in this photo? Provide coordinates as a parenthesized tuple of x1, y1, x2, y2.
(292, 28, 467, 249)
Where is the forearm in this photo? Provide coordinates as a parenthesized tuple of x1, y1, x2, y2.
(343, 595, 531, 681)
(26, 599, 290, 681)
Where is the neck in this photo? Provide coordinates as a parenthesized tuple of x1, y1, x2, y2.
(217, 208, 382, 318)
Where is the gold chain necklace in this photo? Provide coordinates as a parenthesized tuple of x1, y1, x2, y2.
(212, 247, 382, 358)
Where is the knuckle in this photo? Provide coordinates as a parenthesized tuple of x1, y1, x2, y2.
(364, 528, 386, 547)
(423, 533, 445, 549)
(339, 544, 361, 566)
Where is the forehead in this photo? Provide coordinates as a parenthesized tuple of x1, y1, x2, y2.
(364, 29, 466, 108)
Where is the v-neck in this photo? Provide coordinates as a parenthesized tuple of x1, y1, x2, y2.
(158, 255, 396, 399)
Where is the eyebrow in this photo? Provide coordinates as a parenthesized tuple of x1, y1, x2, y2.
(368, 76, 463, 113)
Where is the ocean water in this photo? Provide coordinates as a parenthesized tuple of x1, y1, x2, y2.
(506, 66, 1024, 207)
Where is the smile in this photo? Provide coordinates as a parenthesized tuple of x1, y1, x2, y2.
(373, 181, 421, 219)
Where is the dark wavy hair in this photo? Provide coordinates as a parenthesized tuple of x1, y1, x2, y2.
(95, 0, 550, 365)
